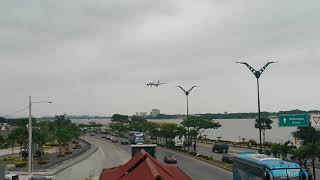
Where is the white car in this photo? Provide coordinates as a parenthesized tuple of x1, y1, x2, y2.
(5, 173, 19, 180)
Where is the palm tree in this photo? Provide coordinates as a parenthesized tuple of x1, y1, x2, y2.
(279, 142, 291, 160)
(290, 147, 308, 166)
(303, 143, 320, 180)
(270, 144, 281, 158)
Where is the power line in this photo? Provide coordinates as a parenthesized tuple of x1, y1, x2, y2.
(0, 106, 29, 118)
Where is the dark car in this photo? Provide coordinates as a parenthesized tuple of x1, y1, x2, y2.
(90, 133, 95, 136)
(111, 138, 119, 143)
(212, 144, 229, 153)
(164, 155, 177, 164)
(221, 153, 236, 164)
(102, 135, 106, 138)
(120, 140, 129, 145)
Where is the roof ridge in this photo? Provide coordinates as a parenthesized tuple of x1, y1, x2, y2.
(145, 158, 165, 180)
(142, 152, 176, 179)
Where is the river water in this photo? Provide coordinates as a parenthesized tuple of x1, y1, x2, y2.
(71, 118, 297, 143)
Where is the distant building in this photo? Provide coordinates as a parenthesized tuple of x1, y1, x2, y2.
(135, 112, 147, 117)
(150, 109, 160, 118)
(0, 123, 14, 131)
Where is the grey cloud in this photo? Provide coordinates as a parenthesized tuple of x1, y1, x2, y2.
(0, 0, 319, 116)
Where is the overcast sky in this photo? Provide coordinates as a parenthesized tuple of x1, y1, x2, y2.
(0, 0, 319, 117)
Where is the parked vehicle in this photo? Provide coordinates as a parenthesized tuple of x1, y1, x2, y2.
(212, 144, 229, 153)
(121, 140, 129, 145)
(221, 153, 236, 164)
(5, 173, 19, 180)
(102, 135, 106, 138)
(174, 136, 185, 147)
(164, 155, 177, 164)
(111, 138, 119, 143)
(90, 133, 95, 136)
(106, 135, 111, 140)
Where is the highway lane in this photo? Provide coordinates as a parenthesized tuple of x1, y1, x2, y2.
(92, 135, 232, 180)
(196, 143, 257, 162)
(52, 136, 131, 180)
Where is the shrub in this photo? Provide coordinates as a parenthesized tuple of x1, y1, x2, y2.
(38, 160, 49, 164)
(3, 156, 17, 162)
(248, 139, 257, 145)
(15, 161, 27, 168)
(189, 152, 198, 156)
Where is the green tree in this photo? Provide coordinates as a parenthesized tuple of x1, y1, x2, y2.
(279, 142, 292, 160)
(0, 117, 6, 123)
(53, 114, 74, 156)
(144, 122, 160, 139)
(290, 147, 308, 166)
(12, 127, 28, 155)
(158, 123, 186, 147)
(111, 114, 129, 123)
(110, 122, 128, 136)
(128, 121, 147, 132)
(292, 126, 320, 145)
(254, 117, 273, 145)
(0, 135, 6, 149)
(303, 143, 320, 178)
(33, 121, 53, 160)
(131, 116, 147, 123)
(181, 116, 221, 149)
(7, 132, 16, 154)
(270, 144, 281, 158)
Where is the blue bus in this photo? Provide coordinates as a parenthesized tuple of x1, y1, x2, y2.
(233, 152, 312, 180)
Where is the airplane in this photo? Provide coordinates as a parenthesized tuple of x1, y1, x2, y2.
(146, 80, 166, 87)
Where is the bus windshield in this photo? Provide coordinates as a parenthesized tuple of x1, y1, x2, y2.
(271, 169, 301, 180)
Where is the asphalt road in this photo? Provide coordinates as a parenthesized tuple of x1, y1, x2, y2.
(92, 135, 233, 180)
(196, 143, 257, 162)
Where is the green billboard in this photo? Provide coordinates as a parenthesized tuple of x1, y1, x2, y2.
(278, 114, 309, 127)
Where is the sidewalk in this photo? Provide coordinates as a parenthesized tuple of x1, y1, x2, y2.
(7, 140, 98, 179)
(0, 147, 20, 157)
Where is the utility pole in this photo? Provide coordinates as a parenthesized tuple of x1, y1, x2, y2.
(236, 61, 277, 153)
(28, 96, 32, 175)
(177, 86, 198, 151)
(27, 97, 52, 176)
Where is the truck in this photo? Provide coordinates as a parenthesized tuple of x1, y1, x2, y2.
(128, 131, 144, 144)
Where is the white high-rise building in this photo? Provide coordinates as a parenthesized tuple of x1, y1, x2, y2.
(150, 109, 160, 118)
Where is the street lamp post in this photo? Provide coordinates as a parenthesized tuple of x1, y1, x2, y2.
(236, 61, 277, 153)
(28, 96, 52, 176)
(177, 86, 198, 151)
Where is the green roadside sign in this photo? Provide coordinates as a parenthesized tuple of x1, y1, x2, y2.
(278, 114, 310, 127)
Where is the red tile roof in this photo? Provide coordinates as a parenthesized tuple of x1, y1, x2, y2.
(99, 150, 191, 180)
